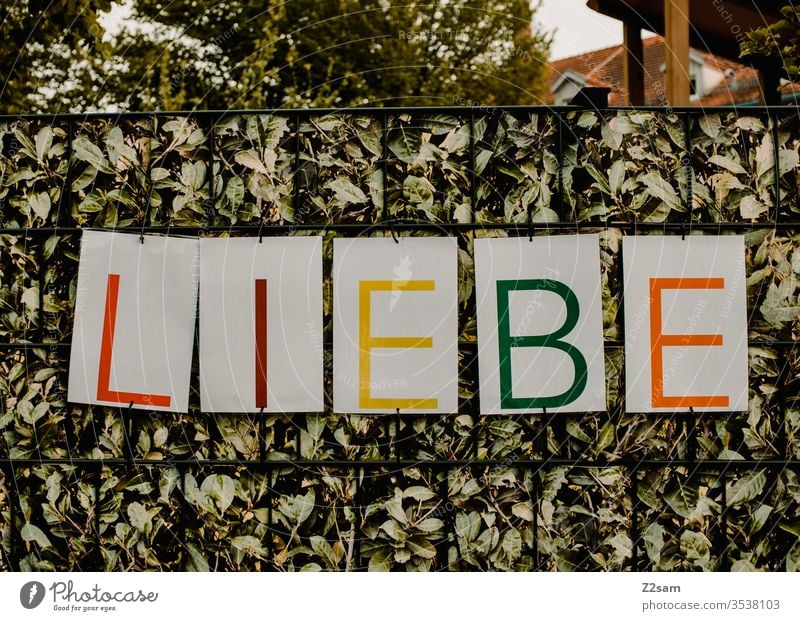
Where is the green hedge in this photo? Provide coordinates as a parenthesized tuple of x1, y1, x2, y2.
(1, 109, 800, 571)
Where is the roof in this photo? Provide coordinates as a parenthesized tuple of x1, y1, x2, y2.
(539, 35, 792, 106)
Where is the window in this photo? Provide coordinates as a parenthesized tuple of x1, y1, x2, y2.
(551, 69, 587, 105)
(689, 52, 705, 100)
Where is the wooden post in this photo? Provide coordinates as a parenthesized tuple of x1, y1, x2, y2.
(759, 66, 781, 105)
(664, 0, 690, 106)
(623, 22, 644, 105)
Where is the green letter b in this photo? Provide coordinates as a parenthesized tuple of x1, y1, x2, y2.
(497, 279, 588, 409)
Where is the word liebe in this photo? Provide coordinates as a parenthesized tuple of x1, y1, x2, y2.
(67, 232, 748, 415)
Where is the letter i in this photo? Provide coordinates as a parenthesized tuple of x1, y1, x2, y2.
(255, 279, 268, 408)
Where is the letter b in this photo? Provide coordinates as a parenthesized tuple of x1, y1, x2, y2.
(496, 279, 588, 409)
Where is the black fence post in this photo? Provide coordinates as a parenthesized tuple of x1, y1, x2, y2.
(382, 110, 389, 223)
(1, 461, 19, 571)
(629, 466, 639, 570)
(205, 116, 216, 227)
(683, 112, 694, 220)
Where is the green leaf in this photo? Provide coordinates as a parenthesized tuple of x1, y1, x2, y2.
(731, 559, 759, 572)
(7, 167, 38, 185)
(235, 149, 269, 175)
(185, 543, 209, 572)
(73, 136, 112, 173)
(641, 172, 681, 212)
(576, 112, 597, 128)
(380, 519, 405, 541)
(394, 546, 412, 564)
(225, 176, 245, 209)
(708, 154, 747, 175)
(699, 114, 722, 139)
(457, 478, 482, 498)
(159, 468, 180, 502)
(760, 277, 800, 327)
(608, 159, 625, 195)
(735, 116, 765, 132)
(403, 486, 436, 502)
(28, 401, 49, 424)
(407, 538, 436, 559)
(44, 470, 62, 503)
(30, 192, 51, 221)
(388, 129, 421, 164)
(21, 286, 39, 311)
(779, 522, 800, 538)
(511, 502, 533, 522)
(327, 178, 367, 205)
(105, 126, 137, 166)
(566, 418, 592, 443)
(532, 206, 559, 223)
(415, 518, 444, 533)
(403, 176, 434, 212)
(601, 120, 623, 150)
(231, 535, 267, 561)
(727, 470, 766, 507)
(501, 529, 522, 560)
(455, 511, 481, 542)
(368, 549, 392, 571)
(357, 125, 382, 156)
(35, 126, 53, 161)
(309, 535, 337, 568)
(750, 504, 772, 535)
(595, 421, 616, 454)
(150, 167, 170, 182)
(21, 523, 52, 548)
(454, 202, 471, 223)
(13, 128, 37, 159)
(200, 474, 235, 513)
(680, 530, 711, 569)
(740, 196, 768, 219)
(153, 427, 168, 447)
(33, 367, 58, 384)
(664, 482, 697, 519)
(420, 114, 459, 135)
(179, 161, 198, 190)
(300, 563, 323, 572)
(778, 149, 800, 177)
(385, 496, 407, 524)
(607, 532, 632, 562)
(441, 124, 470, 153)
(127, 501, 151, 533)
(643, 522, 665, 565)
(296, 489, 316, 525)
(43, 234, 58, 260)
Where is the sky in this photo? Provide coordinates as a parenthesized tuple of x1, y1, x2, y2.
(536, 0, 625, 60)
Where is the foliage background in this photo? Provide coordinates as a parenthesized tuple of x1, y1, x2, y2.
(0, 1, 551, 114)
(1, 107, 800, 571)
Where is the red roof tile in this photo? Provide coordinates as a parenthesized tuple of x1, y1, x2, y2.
(540, 35, 777, 106)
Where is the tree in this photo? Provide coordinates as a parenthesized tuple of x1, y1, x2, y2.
(0, 1, 112, 114)
(103, 0, 552, 110)
(741, 4, 800, 78)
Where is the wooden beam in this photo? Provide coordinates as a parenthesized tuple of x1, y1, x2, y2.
(664, 0, 691, 106)
(623, 22, 644, 105)
(589, 0, 782, 65)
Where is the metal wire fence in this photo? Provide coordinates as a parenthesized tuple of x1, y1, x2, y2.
(0, 105, 799, 571)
